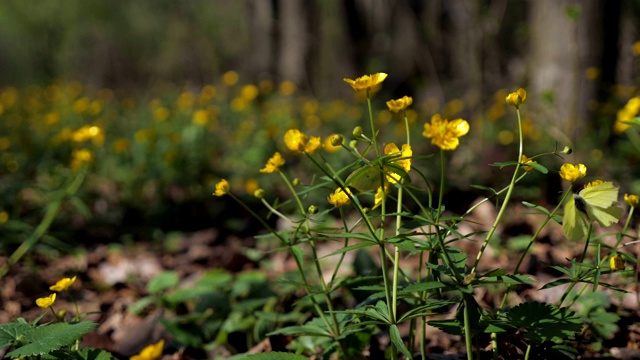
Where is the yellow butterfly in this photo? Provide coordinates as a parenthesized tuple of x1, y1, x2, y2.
(562, 181, 623, 241)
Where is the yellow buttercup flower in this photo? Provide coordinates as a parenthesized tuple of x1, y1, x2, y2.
(610, 254, 624, 271)
(614, 96, 640, 133)
(214, 179, 230, 196)
(624, 193, 640, 208)
(506, 88, 527, 107)
(520, 155, 537, 172)
(386, 96, 413, 112)
(373, 185, 389, 209)
(422, 114, 469, 150)
(343, 73, 388, 92)
(260, 152, 285, 174)
(559, 163, 587, 182)
(130, 339, 164, 360)
(50, 276, 77, 292)
(36, 293, 56, 308)
(283, 129, 321, 154)
(383, 143, 412, 183)
(583, 180, 604, 189)
(328, 188, 352, 207)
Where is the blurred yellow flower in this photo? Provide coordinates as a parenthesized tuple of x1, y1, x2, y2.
(177, 92, 194, 109)
(72, 97, 90, 114)
(585, 67, 600, 81)
(0, 137, 10, 151)
(214, 179, 230, 196)
(632, 41, 640, 56)
(200, 84, 217, 102)
(44, 112, 60, 126)
(36, 293, 56, 308)
(343, 73, 388, 92)
(245, 178, 259, 194)
(50, 276, 77, 292)
(0, 210, 8, 224)
(520, 155, 537, 172)
(615, 96, 640, 133)
(112, 138, 130, 154)
(223, 71, 239, 86)
(328, 188, 351, 207)
(130, 339, 164, 360)
(279, 81, 297, 96)
(324, 135, 343, 153)
(422, 114, 469, 150)
(444, 99, 464, 117)
(240, 85, 259, 102)
(386, 96, 413, 113)
(624, 193, 640, 208)
(559, 163, 587, 182)
(71, 149, 93, 170)
(283, 129, 321, 154)
(192, 109, 209, 126)
(506, 88, 527, 107)
(610, 254, 624, 271)
(260, 152, 285, 173)
(153, 107, 170, 122)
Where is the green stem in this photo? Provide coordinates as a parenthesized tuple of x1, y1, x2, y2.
(0, 166, 88, 279)
(470, 106, 524, 275)
(580, 223, 594, 263)
(463, 297, 474, 360)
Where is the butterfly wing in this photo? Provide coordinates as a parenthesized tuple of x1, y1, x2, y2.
(346, 165, 385, 192)
(580, 182, 623, 227)
(563, 195, 589, 241)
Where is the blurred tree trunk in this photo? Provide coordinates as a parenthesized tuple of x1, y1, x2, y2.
(278, 0, 315, 87)
(246, 0, 275, 80)
(449, 0, 483, 111)
(529, 0, 606, 146)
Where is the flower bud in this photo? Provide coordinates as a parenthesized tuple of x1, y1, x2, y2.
(352, 126, 363, 138)
(562, 146, 572, 154)
(330, 134, 344, 147)
(254, 189, 265, 199)
(292, 178, 301, 186)
(308, 205, 318, 214)
(349, 140, 358, 149)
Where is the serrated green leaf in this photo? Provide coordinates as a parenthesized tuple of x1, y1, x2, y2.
(227, 352, 309, 360)
(506, 302, 581, 343)
(0, 322, 33, 348)
(7, 322, 97, 358)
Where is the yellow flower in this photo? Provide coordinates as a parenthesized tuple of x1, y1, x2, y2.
(130, 339, 164, 360)
(71, 149, 93, 170)
(214, 179, 230, 196)
(559, 163, 587, 182)
(610, 254, 624, 271)
(614, 96, 640, 133)
(36, 293, 56, 308)
(386, 96, 413, 112)
(0, 211, 8, 224)
(260, 152, 285, 173)
(328, 188, 352, 207)
(50, 276, 77, 292)
(283, 129, 321, 154)
(222, 71, 239, 86)
(192, 109, 209, 126)
(373, 185, 389, 209)
(383, 143, 412, 183)
(624, 193, 640, 208)
(506, 88, 527, 107)
(279, 81, 297, 96)
(422, 114, 469, 150)
(343, 73, 388, 92)
(583, 180, 604, 188)
(520, 155, 536, 172)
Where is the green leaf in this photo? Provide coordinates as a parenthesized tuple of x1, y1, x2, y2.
(227, 352, 310, 360)
(540, 278, 574, 290)
(0, 322, 33, 348)
(267, 324, 332, 338)
(7, 322, 98, 358)
(398, 281, 449, 294)
(72, 348, 117, 360)
(128, 296, 155, 315)
(506, 302, 581, 343)
(522, 201, 551, 215)
(389, 324, 412, 359)
(147, 271, 179, 293)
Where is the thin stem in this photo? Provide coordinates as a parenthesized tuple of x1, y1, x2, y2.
(463, 297, 474, 360)
(580, 223, 594, 263)
(470, 106, 524, 275)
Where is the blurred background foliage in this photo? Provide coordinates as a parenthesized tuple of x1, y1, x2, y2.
(1, 0, 640, 248)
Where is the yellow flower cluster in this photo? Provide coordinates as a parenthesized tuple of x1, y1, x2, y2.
(386, 96, 413, 113)
(559, 163, 587, 182)
(260, 152, 285, 173)
(615, 96, 640, 133)
(624, 193, 640, 208)
(283, 129, 321, 154)
(328, 187, 352, 207)
(214, 179, 230, 196)
(343, 73, 388, 92)
(422, 114, 469, 150)
(506, 88, 527, 107)
(383, 143, 412, 183)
